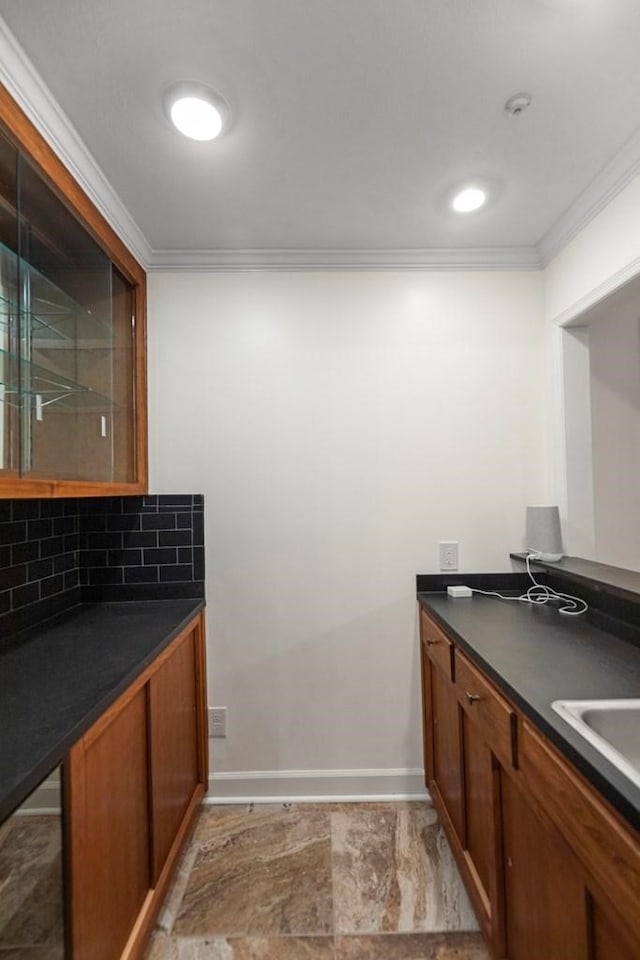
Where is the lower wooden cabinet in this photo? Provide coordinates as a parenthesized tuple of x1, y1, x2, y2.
(429, 657, 464, 838)
(148, 621, 206, 885)
(501, 768, 589, 960)
(421, 609, 506, 953)
(518, 722, 639, 960)
(419, 605, 640, 960)
(64, 611, 208, 960)
(65, 687, 151, 960)
(587, 897, 637, 960)
(460, 713, 505, 950)
(502, 761, 638, 960)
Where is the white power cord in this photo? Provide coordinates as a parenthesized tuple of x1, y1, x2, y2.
(470, 553, 588, 616)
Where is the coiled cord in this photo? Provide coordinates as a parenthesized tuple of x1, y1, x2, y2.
(470, 553, 588, 616)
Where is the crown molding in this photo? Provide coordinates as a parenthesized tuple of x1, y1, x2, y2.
(0, 16, 153, 269)
(550, 254, 640, 328)
(538, 125, 640, 267)
(148, 246, 541, 271)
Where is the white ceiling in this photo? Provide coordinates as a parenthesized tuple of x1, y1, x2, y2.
(1, 0, 640, 268)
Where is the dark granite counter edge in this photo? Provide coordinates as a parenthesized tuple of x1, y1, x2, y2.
(417, 592, 640, 831)
(1, 598, 205, 823)
(510, 553, 640, 605)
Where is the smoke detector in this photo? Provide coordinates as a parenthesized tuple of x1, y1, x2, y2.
(504, 93, 532, 117)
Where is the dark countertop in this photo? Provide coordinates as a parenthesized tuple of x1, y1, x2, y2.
(0, 598, 204, 823)
(418, 591, 640, 831)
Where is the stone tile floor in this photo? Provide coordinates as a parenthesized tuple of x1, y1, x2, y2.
(0, 801, 490, 959)
(146, 801, 490, 960)
(0, 813, 64, 959)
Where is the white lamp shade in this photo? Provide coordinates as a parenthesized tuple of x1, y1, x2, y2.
(525, 505, 563, 562)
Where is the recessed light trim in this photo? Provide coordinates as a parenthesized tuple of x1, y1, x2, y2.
(451, 186, 487, 213)
(163, 81, 230, 141)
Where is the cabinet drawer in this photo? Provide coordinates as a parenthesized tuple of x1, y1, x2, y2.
(420, 608, 454, 680)
(455, 649, 515, 769)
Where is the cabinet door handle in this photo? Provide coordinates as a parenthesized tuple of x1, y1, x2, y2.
(465, 692, 481, 704)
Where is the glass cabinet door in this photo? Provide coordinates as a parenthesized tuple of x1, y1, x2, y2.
(0, 130, 19, 474)
(19, 154, 136, 483)
(0, 127, 138, 485)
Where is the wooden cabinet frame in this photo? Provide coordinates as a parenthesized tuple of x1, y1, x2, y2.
(64, 612, 208, 960)
(0, 83, 148, 497)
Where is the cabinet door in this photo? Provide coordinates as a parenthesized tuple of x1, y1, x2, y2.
(460, 712, 505, 954)
(519, 721, 640, 953)
(65, 686, 150, 960)
(502, 770, 589, 960)
(148, 623, 207, 884)
(588, 895, 638, 960)
(17, 156, 136, 484)
(429, 658, 464, 839)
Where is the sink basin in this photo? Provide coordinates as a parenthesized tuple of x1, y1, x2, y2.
(551, 699, 640, 790)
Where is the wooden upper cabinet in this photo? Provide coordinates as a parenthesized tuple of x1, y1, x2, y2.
(0, 84, 147, 497)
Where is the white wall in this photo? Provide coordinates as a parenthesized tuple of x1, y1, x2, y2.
(148, 269, 549, 798)
(544, 172, 640, 566)
(544, 173, 640, 325)
(590, 312, 640, 569)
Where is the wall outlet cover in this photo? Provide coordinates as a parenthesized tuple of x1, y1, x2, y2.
(439, 541, 459, 571)
(208, 707, 227, 738)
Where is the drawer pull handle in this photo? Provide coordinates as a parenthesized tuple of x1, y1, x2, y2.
(426, 639, 440, 646)
(465, 692, 481, 704)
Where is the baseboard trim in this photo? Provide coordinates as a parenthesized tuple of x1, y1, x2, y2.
(205, 767, 428, 804)
(14, 775, 61, 816)
(13, 769, 427, 814)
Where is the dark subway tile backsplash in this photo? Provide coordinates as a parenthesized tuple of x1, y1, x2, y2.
(141, 512, 179, 530)
(80, 495, 204, 599)
(143, 547, 177, 565)
(79, 495, 205, 600)
(0, 494, 205, 638)
(124, 566, 158, 584)
(0, 498, 79, 636)
(11, 500, 40, 521)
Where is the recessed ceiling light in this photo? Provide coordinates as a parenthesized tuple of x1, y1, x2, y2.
(451, 186, 487, 213)
(163, 82, 229, 141)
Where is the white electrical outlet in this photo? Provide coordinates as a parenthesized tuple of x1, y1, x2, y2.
(439, 541, 459, 571)
(208, 707, 227, 738)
